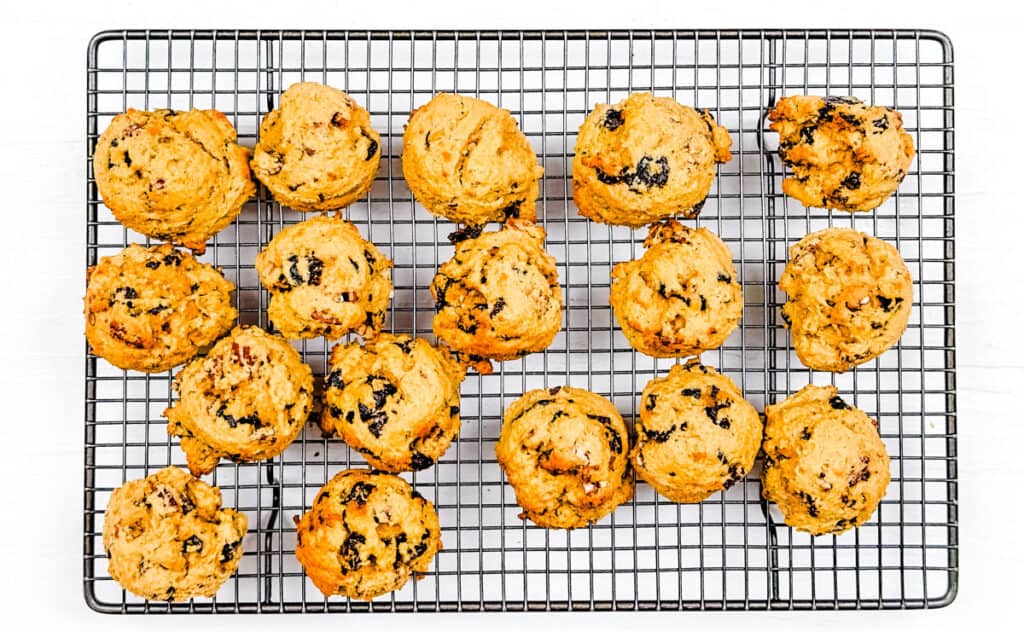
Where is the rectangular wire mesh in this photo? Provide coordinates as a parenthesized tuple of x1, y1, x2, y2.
(84, 29, 957, 613)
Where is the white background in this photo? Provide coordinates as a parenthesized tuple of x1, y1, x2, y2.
(0, 0, 1019, 629)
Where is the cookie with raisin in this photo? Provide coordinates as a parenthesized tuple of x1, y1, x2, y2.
(93, 108, 255, 253)
(294, 469, 441, 600)
(252, 83, 381, 212)
(164, 325, 314, 475)
(761, 385, 891, 535)
(402, 93, 543, 225)
(769, 95, 915, 211)
(85, 243, 237, 373)
(573, 92, 732, 226)
(102, 466, 247, 601)
(255, 215, 393, 340)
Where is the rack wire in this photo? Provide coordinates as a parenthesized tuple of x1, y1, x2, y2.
(84, 29, 957, 613)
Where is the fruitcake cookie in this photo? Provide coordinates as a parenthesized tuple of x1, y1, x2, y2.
(402, 93, 544, 225)
(780, 227, 913, 372)
(431, 219, 562, 362)
(102, 466, 248, 601)
(84, 243, 237, 373)
(609, 220, 742, 358)
(496, 386, 634, 529)
(761, 385, 891, 535)
(321, 333, 466, 472)
(294, 469, 441, 600)
(255, 215, 393, 340)
(251, 83, 381, 212)
(93, 108, 255, 253)
(164, 325, 314, 475)
(572, 92, 732, 227)
(632, 360, 762, 503)
(769, 95, 915, 211)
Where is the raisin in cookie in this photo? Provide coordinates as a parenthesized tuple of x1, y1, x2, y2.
(496, 386, 633, 529)
(573, 92, 732, 227)
(164, 325, 314, 475)
(102, 466, 247, 601)
(431, 219, 562, 362)
(294, 469, 441, 600)
(761, 385, 891, 535)
(402, 93, 543, 225)
(780, 227, 913, 372)
(252, 83, 381, 212)
(632, 360, 762, 503)
(610, 220, 742, 358)
(321, 333, 466, 472)
(85, 243, 237, 373)
(93, 108, 255, 253)
(769, 95, 915, 211)
(255, 215, 393, 339)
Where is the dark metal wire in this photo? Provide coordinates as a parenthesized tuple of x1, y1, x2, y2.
(84, 29, 957, 613)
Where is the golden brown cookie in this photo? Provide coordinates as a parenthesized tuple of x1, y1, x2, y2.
(164, 325, 314, 475)
(321, 333, 466, 472)
(84, 243, 237, 373)
(572, 92, 732, 227)
(780, 227, 913, 372)
(496, 386, 633, 529)
(761, 385, 891, 535)
(632, 360, 762, 503)
(769, 95, 915, 211)
(431, 219, 562, 362)
(255, 215, 393, 340)
(294, 469, 442, 600)
(609, 220, 742, 358)
(251, 83, 381, 212)
(102, 466, 247, 601)
(93, 108, 255, 253)
(402, 93, 543, 225)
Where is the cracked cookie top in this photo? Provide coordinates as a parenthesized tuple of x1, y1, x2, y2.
(402, 92, 544, 226)
(496, 386, 634, 529)
(294, 469, 441, 600)
(321, 333, 466, 472)
(780, 227, 913, 372)
(769, 95, 915, 211)
(761, 384, 891, 535)
(255, 215, 393, 340)
(572, 92, 732, 227)
(93, 108, 255, 253)
(252, 82, 381, 212)
(85, 243, 237, 373)
(164, 325, 314, 475)
(102, 466, 248, 601)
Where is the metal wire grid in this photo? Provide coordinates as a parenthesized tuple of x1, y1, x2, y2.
(83, 29, 956, 613)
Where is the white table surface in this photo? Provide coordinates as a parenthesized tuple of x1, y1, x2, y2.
(1, 0, 1019, 628)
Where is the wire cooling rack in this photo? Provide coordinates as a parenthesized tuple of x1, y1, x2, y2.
(84, 29, 956, 613)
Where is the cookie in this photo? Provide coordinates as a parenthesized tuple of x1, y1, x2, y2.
(93, 108, 255, 253)
(780, 227, 913, 372)
(769, 95, 915, 211)
(84, 243, 237, 373)
(761, 385, 891, 535)
(431, 219, 562, 362)
(402, 93, 544, 225)
(609, 220, 742, 358)
(496, 386, 633, 529)
(294, 469, 441, 600)
(102, 466, 247, 601)
(321, 333, 466, 472)
(572, 92, 732, 227)
(251, 83, 381, 212)
(632, 360, 762, 503)
(255, 215, 393, 340)
(164, 325, 314, 475)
